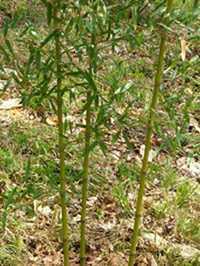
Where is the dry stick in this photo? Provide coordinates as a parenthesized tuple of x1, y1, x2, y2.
(54, 3, 69, 266)
(128, 1, 174, 265)
(80, 90, 92, 266)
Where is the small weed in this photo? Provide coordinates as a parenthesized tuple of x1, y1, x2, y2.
(0, 234, 25, 266)
(1, 186, 22, 230)
(148, 162, 163, 182)
(113, 162, 139, 214)
(177, 217, 200, 243)
(151, 200, 170, 219)
(117, 162, 139, 182)
(0, 244, 21, 266)
(166, 247, 200, 266)
(0, 149, 20, 174)
(176, 181, 195, 208)
(113, 181, 131, 214)
(161, 167, 177, 191)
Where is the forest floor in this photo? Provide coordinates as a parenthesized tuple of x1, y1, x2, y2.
(0, 3, 200, 266)
(0, 80, 199, 266)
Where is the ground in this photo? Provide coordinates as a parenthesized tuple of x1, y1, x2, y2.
(0, 86, 199, 265)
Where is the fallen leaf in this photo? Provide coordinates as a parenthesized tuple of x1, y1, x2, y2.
(176, 157, 188, 171)
(142, 232, 168, 249)
(143, 232, 200, 261)
(37, 206, 52, 217)
(140, 145, 157, 162)
(0, 115, 12, 126)
(108, 252, 126, 266)
(0, 98, 22, 110)
(148, 253, 158, 266)
(189, 159, 200, 177)
(99, 220, 116, 232)
(180, 38, 187, 61)
(177, 157, 200, 177)
(88, 196, 98, 207)
(189, 116, 200, 133)
(177, 244, 200, 260)
(0, 80, 7, 90)
(46, 116, 58, 126)
(0, 67, 17, 80)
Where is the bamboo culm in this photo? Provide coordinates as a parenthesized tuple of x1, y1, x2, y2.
(80, 16, 97, 264)
(193, 0, 199, 9)
(128, 1, 174, 265)
(54, 2, 69, 266)
(80, 90, 92, 266)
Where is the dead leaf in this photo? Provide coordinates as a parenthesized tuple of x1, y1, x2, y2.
(143, 232, 200, 261)
(140, 145, 157, 162)
(0, 80, 7, 90)
(148, 253, 158, 266)
(0, 67, 17, 80)
(46, 116, 58, 126)
(180, 38, 187, 61)
(177, 244, 200, 260)
(37, 206, 52, 217)
(176, 157, 188, 172)
(177, 157, 200, 177)
(142, 232, 168, 249)
(189, 116, 200, 133)
(99, 220, 116, 232)
(88, 196, 98, 207)
(108, 252, 126, 266)
(0, 115, 12, 126)
(0, 98, 22, 110)
(189, 159, 200, 177)
(136, 255, 149, 266)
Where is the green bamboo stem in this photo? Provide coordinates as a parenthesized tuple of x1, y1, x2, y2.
(80, 90, 92, 266)
(193, 0, 199, 9)
(80, 8, 97, 262)
(54, 3, 69, 266)
(128, 1, 174, 265)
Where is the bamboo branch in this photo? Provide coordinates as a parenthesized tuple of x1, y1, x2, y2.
(128, 1, 174, 265)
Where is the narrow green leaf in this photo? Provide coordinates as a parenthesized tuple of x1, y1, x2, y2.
(0, 45, 10, 62)
(4, 39, 14, 56)
(47, 3, 53, 25)
(40, 30, 57, 48)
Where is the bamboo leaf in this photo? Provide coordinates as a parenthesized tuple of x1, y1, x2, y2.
(47, 2, 53, 25)
(0, 45, 10, 62)
(4, 39, 14, 57)
(40, 30, 57, 48)
(114, 80, 134, 95)
(3, 20, 9, 37)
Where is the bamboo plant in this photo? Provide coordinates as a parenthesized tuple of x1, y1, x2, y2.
(80, 90, 92, 266)
(38, 2, 76, 264)
(53, 1, 69, 265)
(128, 1, 174, 265)
(80, 9, 97, 266)
(62, 3, 99, 262)
(64, 2, 128, 264)
(74, 2, 141, 264)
